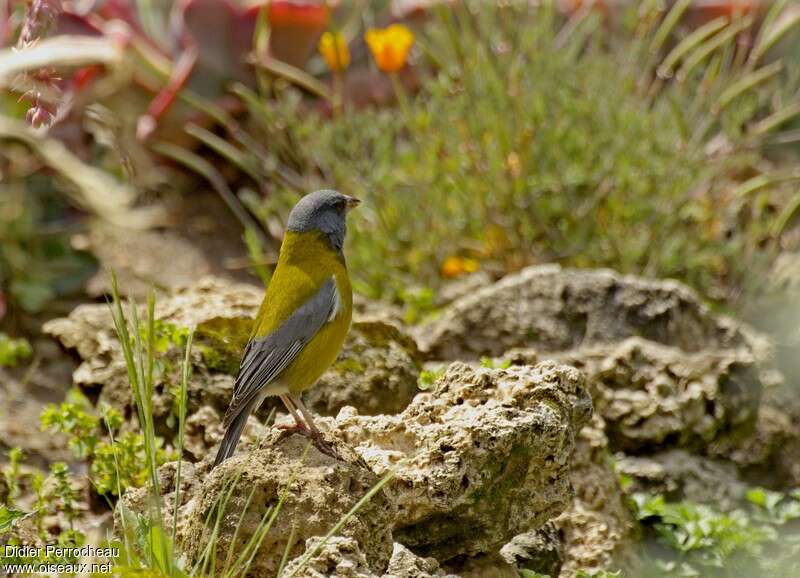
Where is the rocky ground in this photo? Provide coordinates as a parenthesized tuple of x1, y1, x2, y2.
(39, 264, 800, 577)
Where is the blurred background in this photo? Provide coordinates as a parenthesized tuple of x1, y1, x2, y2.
(1, 0, 800, 576)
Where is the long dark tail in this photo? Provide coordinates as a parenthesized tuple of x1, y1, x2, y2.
(213, 401, 254, 468)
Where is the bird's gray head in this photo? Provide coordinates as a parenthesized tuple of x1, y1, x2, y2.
(286, 190, 360, 252)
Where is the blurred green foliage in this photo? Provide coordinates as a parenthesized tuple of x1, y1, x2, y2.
(631, 490, 800, 576)
(214, 2, 800, 313)
(0, 184, 95, 317)
(416, 367, 445, 391)
(40, 388, 170, 497)
(0, 333, 32, 367)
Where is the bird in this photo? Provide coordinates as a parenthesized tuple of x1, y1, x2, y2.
(213, 189, 360, 467)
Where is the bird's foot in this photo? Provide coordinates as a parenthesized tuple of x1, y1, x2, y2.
(274, 423, 360, 466)
(274, 421, 313, 445)
(275, 421, 311, 434)
(309, 430, 345, 461)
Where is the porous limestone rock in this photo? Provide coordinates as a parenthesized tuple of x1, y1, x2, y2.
(552, 337, 763, 452)
(501, 416, 637, 578)
(281, 540, 451, 578)
(280, 536, 377, 578)
(418, 265, 758, 360)
(615, 450, 746, 511)
(499, 338, 764, 454)
(121, 360, 591, 574)
(553, 416, 637, 577)
(333, 361, 593, 561)
(441, 552, 522, 578)
(384, 543, 451, 578)
(709, 383, 800, 489)
(123, 432, 395, 577)
(500, 522, 563, 577)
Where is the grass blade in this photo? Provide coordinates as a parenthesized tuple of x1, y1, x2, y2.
(750, 102, 800, 136)
(658, 16, 729, 79)
(650, 0, 692, 57)
(185, 123, 262, 183)
(676, 17, 754, 83)
(249, 55, 331, 101)
(171, 326, 194, 574)
(714, 61, 783, 113)
(750, 1, 800, 66)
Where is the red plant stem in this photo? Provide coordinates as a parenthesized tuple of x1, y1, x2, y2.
(137, 44, 199, 140)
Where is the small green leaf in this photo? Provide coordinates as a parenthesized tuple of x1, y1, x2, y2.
(0, 506, 26, 531)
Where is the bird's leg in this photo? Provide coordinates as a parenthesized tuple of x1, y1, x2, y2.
(292, 395, 321, 435)
(275, 394, 310, 434)
(290, 395, 342, 461)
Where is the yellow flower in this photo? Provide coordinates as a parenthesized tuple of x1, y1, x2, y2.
(441, 256, 480, 279)
(318, 31, 350, 71)
(365, 24, 414, 73)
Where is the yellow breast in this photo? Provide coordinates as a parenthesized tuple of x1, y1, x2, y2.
(252, 230, 353, 394)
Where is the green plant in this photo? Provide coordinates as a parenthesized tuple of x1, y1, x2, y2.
(1, 448, 88, 551)
(0, 333, 32, 367)
(2, 447, 24, 507)
(190, 1, 800, 314)
(520, 571, 551, 578)
(746, 487, 800, 525)
(0, 187, 95, 315)
(417, 367, 445, 391)
(40, 388, 169, 497)
(480, 356, 512, 370)
(631, 490, 800, 576)
(50, 462, 80, 537)
(40, 389, 103, 458)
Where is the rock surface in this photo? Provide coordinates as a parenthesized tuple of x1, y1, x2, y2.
(551, 337, 763, 452)
(122, 359, 592, 574)
(555, 416, 637, 577)
(616, 450, 747, 511)
(123, 432, 395, 577)
(281, 540, 452, 578)
(419, 265, 758, 360)
(441, 552, 522, 578)
(709, 383, 800, 489)
(500, 522, 563, 577)
(43, 277, 260, 421)
(334, 361, 592, 561)
(384, 543, 452, 578)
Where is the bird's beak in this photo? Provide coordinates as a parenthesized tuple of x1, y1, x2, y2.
(345, 196, 361, 211)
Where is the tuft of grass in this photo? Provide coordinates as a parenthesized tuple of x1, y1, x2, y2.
(109, 273, 179, 575)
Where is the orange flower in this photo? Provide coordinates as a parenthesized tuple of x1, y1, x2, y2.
(318, 31, 350, 71)
(364, 24, 414, 73)
(441, 255, 480, 279)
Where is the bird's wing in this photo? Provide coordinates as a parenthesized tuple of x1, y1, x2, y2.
(224, 276, 339, 426)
